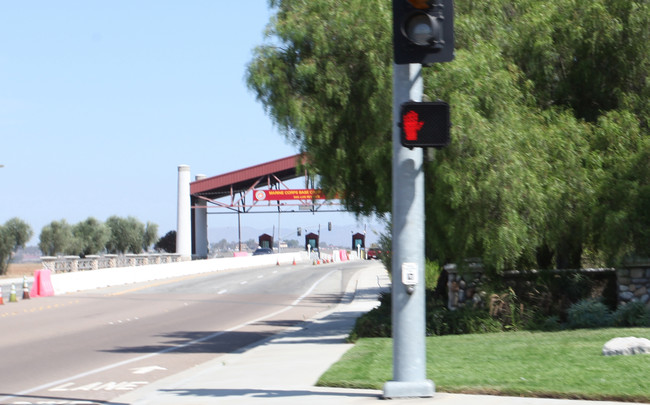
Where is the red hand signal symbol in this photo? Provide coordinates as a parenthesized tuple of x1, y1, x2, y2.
(403, 110, 424, 141)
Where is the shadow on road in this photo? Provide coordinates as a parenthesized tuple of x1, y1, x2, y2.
(0, 392, 128, 405)
(158, 387, 379, 399)
(101, 309, 358, 355)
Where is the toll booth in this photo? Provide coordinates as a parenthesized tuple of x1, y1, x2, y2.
(305, 232, 319, 251)
(258, 233, 273, 250)
(352, 233, 365, 250)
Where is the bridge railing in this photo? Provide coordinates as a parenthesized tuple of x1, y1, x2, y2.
(40, 253, 183, 273)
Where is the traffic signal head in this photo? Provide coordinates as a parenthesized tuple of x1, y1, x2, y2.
(297, 227, 302, 236)
(399, 101, 450, 148)
(393, 0, 454, 65)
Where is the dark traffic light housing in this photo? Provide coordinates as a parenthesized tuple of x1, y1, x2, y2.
(393, 0, 454, 65)
(399, 101, 450, 148)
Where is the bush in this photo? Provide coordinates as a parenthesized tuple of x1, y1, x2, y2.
(499, 269, 618, 323)
(538, 315, 565, 331)
(567, 299, 613, 329)
(348, 292, 392, 342)
(613, 301, 650, 327)
(425, 260, 442, 291)
(428, 305, 502, 336)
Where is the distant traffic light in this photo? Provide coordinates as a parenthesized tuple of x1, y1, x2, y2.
(328, 222, 332, 231)
(297, 227, 302, 236)
(399, 101, 450, 148)
(392, 0, 454, 65)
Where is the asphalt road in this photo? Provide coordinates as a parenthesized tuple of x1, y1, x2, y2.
(0, 260, 365, 405)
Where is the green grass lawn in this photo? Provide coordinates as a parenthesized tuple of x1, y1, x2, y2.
(317, 328, 650, 402)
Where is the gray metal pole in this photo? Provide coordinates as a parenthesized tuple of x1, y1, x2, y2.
(383, 63, 435, 398)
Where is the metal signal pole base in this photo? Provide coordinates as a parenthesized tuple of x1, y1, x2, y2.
(383, 380, 435, 399)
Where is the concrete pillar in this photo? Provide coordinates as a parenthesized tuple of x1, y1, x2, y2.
(194, 174, 208, 259)
(176, 165, 192, 261)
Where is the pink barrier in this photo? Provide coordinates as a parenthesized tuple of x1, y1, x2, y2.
(233, 252, 249, 257)
(30, 269, 55, 297)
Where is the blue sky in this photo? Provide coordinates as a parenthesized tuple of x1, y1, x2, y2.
(0, 2, 384, 247)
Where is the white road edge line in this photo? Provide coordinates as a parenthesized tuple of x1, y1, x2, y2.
(0, 269, 338, 403)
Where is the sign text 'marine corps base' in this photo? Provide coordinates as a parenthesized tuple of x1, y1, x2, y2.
(253, 189, 327, 201)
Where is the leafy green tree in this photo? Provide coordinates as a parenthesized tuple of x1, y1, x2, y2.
(212, 238, 230, 252)
(0, 231, 12, 275)
(154, 230, 176, 253)
(143, 221, 159, 252)
(248, 0, 649, 272)
(39, 219, 73, 257)
(4, 218, 33, 251)
(0, 218, 33, 275)
(589, 111, 650, 263)
(245, 239, 258, 250)
(105, 216, 145, 254)
(246, 0, 393, 215)
(71, 217, 109, 256)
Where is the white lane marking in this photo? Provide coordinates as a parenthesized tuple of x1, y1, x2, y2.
(217, 289, 228, 295)
(0, 269, 338, 404)
(50, 381, 148, 392)
(131, 366, 167, 375)
(109, 317, 139, 325)
(240, 280, 248, 285)
(257, 275, 264, 279)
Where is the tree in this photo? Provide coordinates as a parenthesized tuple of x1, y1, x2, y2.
(4, 218, 33, 251)
(589, 111, 650, 263)
(245, 239, 258, 250)
(212, 238, 230, 252)
(71, 217, 109, 256)
(0, 231, 12, 275)
(143, 221, 159, 252)
(105, 216, 145, 254)
(246, 0, 394, 215)
(0, 218, 33, 275)
(39, 219, 73, 257)
(154, 230, 176, 253)
(247, 0, 649, 272)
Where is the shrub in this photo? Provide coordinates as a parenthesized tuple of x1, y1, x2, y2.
(348, 292, 392, 342)
(613, 301, 650, 327)
(567, 299, 613, 329)
(425, 260, 442, 291)
(428, 305, 502, 336)
(539, 315, 565, 331)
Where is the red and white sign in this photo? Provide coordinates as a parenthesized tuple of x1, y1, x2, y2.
(253, 189, 327, 201)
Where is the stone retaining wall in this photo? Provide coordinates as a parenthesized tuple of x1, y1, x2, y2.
(444, 265, 621, 310)
(616, 264, 650, 307)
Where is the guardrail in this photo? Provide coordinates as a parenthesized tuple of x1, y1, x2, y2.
(40, 253, 183, 273)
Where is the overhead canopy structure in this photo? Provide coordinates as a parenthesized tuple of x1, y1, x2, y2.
(177, 154, 344, 259)
(190, 154, 307, 203)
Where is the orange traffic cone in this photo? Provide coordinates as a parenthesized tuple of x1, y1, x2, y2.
(292, 258, 296, 265)
(0, 291, 4, 305)
(276, 259, 280, 266)
(22, 276, 30, 300)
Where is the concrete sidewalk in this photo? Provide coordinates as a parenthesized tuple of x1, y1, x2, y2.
(109, 262, 638, 405)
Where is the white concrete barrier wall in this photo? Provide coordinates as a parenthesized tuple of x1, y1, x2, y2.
(24, 252, 309, 296)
